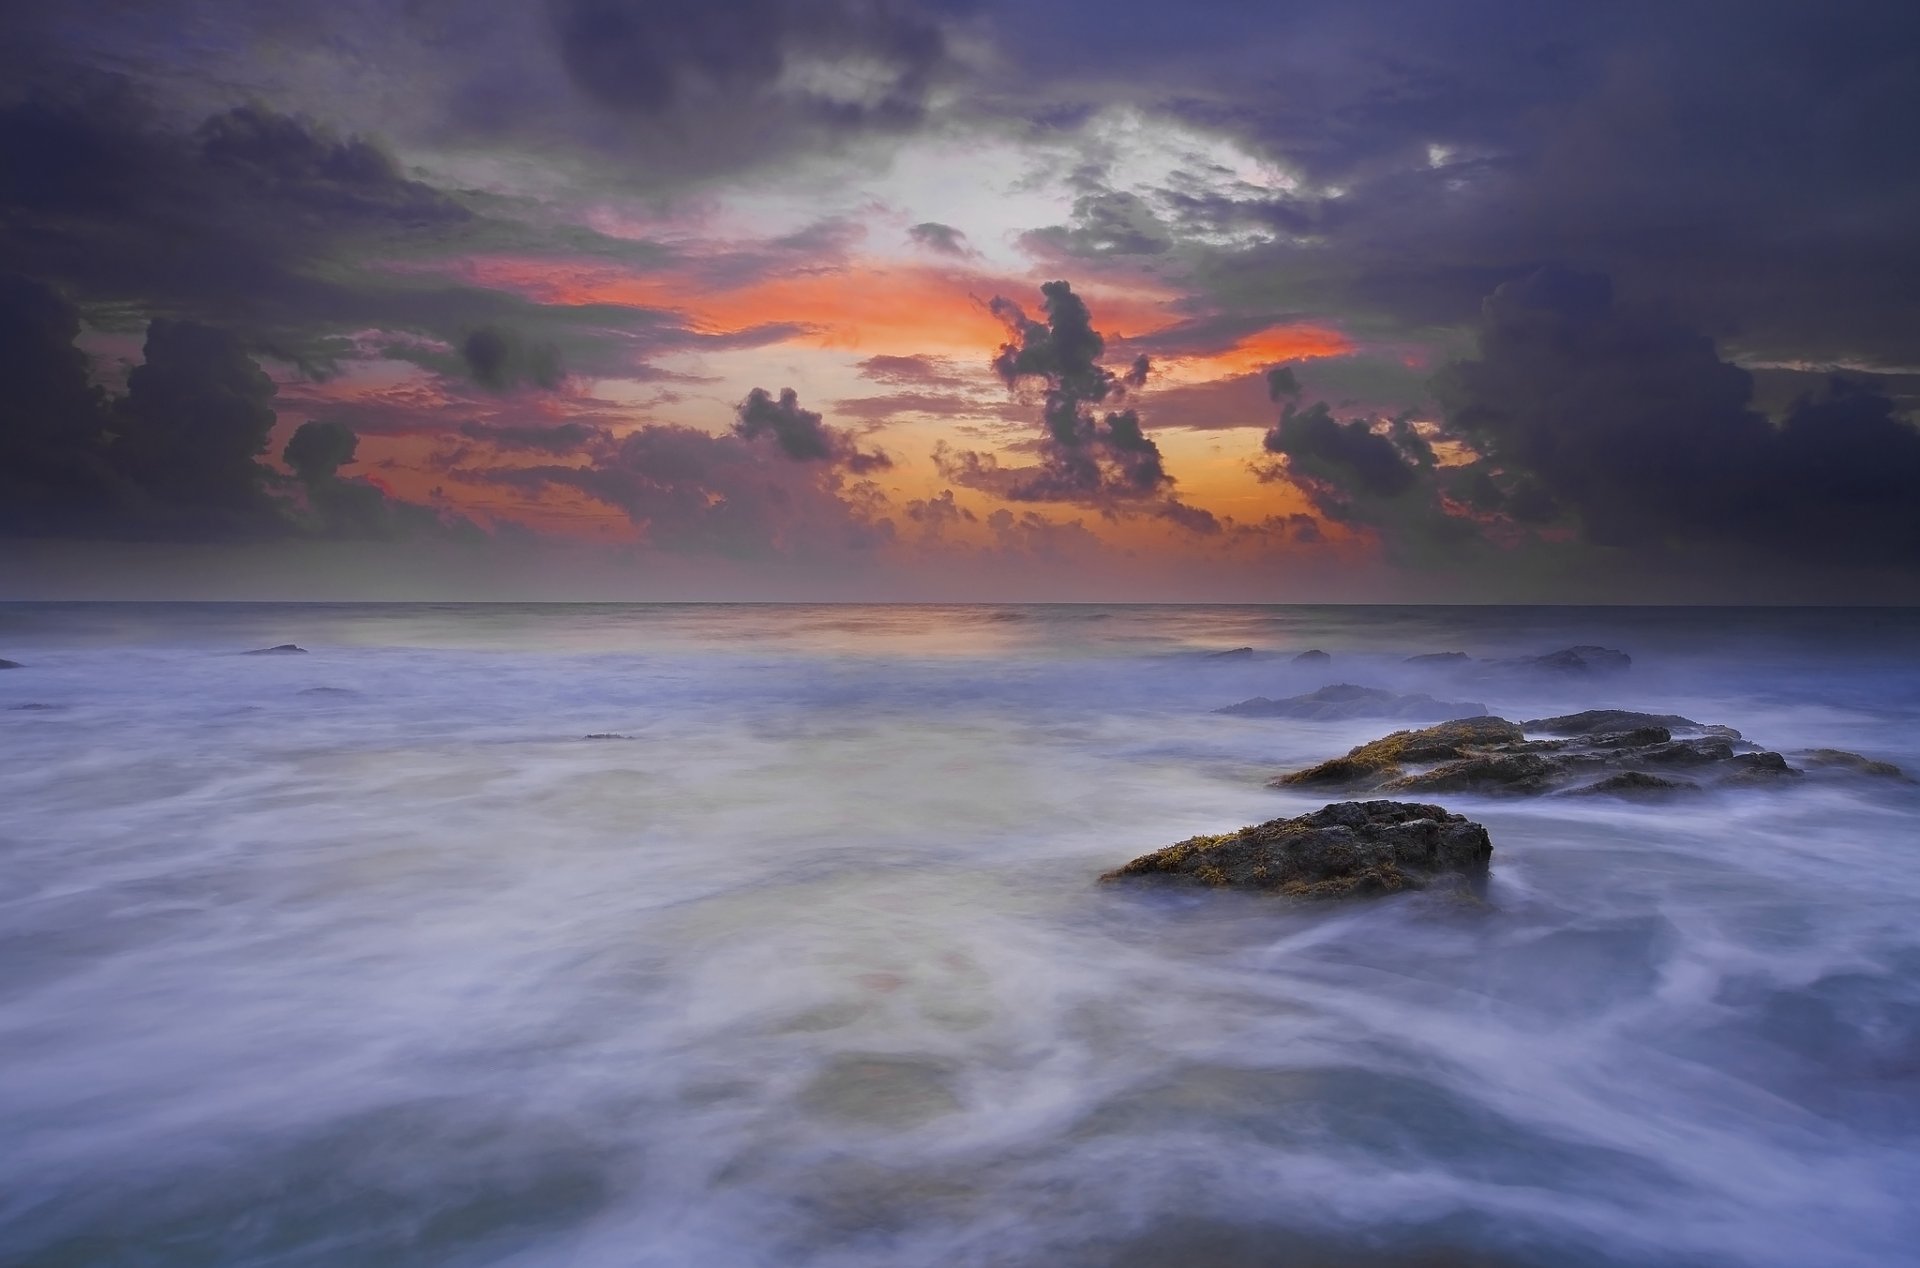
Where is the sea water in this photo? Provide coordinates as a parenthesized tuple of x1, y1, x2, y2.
(1, 603, 1917, 1267)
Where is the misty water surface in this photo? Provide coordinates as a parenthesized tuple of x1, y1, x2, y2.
(2, 603, 1918, 1267)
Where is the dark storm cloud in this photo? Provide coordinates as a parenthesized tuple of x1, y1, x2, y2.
(538, 0, 968, 181)
(0, 274, 463, 542)
(0, 80, 723, 384)
(938, 280, 1218, 531)
(1432, 268, 1920, 563)
(462, 326, 566, 392)
(1262, 400, 1428, 499)
(907, 222, 974, 257)
(734, 387, 892, 473)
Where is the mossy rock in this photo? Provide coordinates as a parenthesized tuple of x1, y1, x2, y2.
(1270, 716, 1522, 788)
(1103, 800, 1492, 898)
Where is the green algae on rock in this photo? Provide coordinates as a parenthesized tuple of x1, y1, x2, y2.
(1101, 800, 1493, 898)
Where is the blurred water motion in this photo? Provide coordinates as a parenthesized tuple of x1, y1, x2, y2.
(1, 603, 1917, 1267)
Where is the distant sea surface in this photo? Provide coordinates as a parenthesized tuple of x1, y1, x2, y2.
(3, 603, 1918, 1267)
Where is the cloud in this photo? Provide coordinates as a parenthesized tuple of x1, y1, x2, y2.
(1433, 267, 1920, 563)
(475, 421, 893, 559)
(733, 386, 892, 472)
(458, 420, 611, 454)
(856, 354, 971, 387)
(0, 273, 466, 542)
(461, 325, 566, 391)
(1263, 400, 1429, 499)
(907, 221, 974, 257)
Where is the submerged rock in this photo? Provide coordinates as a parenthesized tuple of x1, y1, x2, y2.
(244, 644, 308, 656)
(1217, 683, 1487, 722)
(298, 686, 355, 696)
(1291, 649, 1332, 665)
(1102, 800, 1492, 897)
(1799, 749, 1912, 780)
(1269, 712, 1820, 797)
(1526, 645, 1632, 674)
(1406, 647, 1633, 679)
(1569, 771, 1700, 797)
(0, 658, 22, 669)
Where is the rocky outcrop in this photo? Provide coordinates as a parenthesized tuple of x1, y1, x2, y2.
(244, 644, 308, 656)
(1102, 800, 1492, 897)
(1523, 645, 1632, 674)
(1204, 647, 1255, 660)
(0, 658, 22, 669)
(1216, 683, 1487, 722)
(1404, 646, 1633, 678)
(1291, 649, 1332, 665)
(1270, 712, 1816, 797)
(1798, 749, 1912, 781)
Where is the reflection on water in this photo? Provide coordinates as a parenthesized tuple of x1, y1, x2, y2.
(1, 603, 1917, 1267)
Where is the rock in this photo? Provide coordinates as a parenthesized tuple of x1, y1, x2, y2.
(297, 686, 355, 696)
(1799, 749, 1912, 780)
(583, 733, 633, 741)
(1216, 684, 1488, 722)
(1271, 716, 1523, 788)
(9, 702, 57, 710)
(1101, 800, 1493, 897)
(1270, 711, 1810, 797)
(0, 658, 22, 669)
(1523, 709, 1705, 735)
(1526, 645, 1632, 674)
(1638, 738, 1737, 766)
(244, 644, 308, 656)
(1204, 647, 1255, 660)
(1568, 771, 1700, 797)
(1291, 649, 1332, 665)
(1406, 652, 1471, 666)
(1385, 752, 1573, 797)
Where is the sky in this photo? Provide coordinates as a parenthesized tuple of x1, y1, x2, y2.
(3, 0, 1919, 602)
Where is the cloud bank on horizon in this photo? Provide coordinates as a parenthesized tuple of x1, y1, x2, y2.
(2, 0, 1918, 600)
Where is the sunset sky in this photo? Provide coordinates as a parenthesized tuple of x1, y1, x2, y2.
(4, 0, 1919, 601)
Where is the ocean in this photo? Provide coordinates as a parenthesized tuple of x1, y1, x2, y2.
(2, 602, 1917, 1267)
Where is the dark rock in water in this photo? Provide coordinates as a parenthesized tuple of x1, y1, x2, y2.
(1523, 709, 1705, 735)
(1291, 649, 1332, 665)
(1203, 647, 1255, 660)
(1218, 683, 1487, 722)
(0, 658, 22, 669)
(1800, 749, 1912, 780)
(1725, 751, 1799, 781)
(1385, 752, 1572, 797)
(1269, 711, 1826, 797)
(1407, 647, 1630, 677)
(1102, 800, 1492, 897)
(1273, 717, 1523, 788)
(298, 686, 356, 696)
(244, 644, 308, 656)
(1569, 771, 1700, 797)
(583, 733, 633, 741)
(1640, 738, 1738, 766)
(9, 702, 57, 710)
(1528, 645, 1631, 674)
